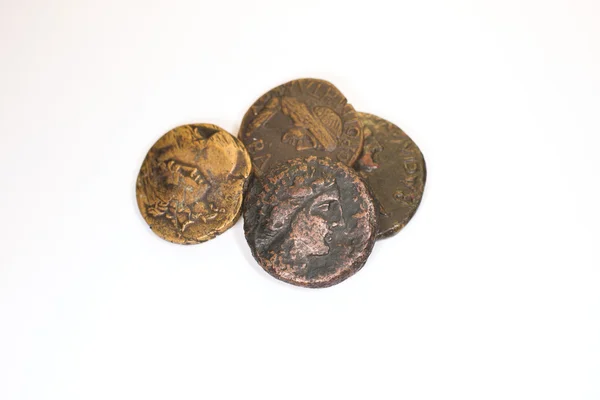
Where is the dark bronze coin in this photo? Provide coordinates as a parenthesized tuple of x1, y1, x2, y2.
(243, 156, 378, 288)
(354, 112, 426, 238)
(238, 78, 364, 176)
(136, 123, 252, 244)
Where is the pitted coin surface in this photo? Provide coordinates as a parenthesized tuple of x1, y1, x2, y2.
(243, 156, 378, 288)
(136, 124, 252, 244)
(355, 113, 426, 238)
(238, 78, 364, 176)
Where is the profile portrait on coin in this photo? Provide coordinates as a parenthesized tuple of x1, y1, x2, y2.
(244, 157, 377, 288)
(255, 175, 343, 262)
(136, 123, 251, 244)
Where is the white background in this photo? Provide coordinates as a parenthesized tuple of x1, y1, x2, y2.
(1, 0, 599, 399)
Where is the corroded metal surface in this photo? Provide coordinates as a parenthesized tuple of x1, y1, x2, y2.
(238, 78, 364, 176)
(243, 156, 377, 288)
(355, 113, 426, 238)
(136, 124, 251, 244)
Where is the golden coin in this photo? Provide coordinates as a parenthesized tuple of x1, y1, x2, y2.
(355, 113, 426, 238)
(136, 124, 252, 244)
(238, 78, 364, 176)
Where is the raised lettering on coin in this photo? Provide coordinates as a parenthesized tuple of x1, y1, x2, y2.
(239, 78, 363, 176)
(355, 113, 426, 238)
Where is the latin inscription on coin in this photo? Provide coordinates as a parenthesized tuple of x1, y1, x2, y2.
(243, 156, 377, 288)
(239, 78, 364, 175)
(136, 124, 252, 244)
(355, 113, 426, 238)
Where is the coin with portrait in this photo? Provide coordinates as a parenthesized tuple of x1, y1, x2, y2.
(238, 78, 364, 176)
(355, 112, 426, 238)
(243, 156, 378, 288)
(136, 124, 252, 244)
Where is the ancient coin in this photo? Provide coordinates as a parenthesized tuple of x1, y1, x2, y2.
(355, 112, 426, 238)
(243, 156, 378, 288)
(136, 124, 252, 244)
(238, 78, 364, 176)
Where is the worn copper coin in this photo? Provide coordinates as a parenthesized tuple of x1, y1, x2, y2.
(136, 124, 252, 244)
(355, 112, 426, 238)
(238, 78, 364, 176)
(243, 156, 378, 288)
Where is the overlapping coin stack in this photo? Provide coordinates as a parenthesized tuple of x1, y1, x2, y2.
(136, 78, 426, 288)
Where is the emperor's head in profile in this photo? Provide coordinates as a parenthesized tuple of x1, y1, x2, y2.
(255, 172, 345, 264)
(139, 125, 248, 234)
